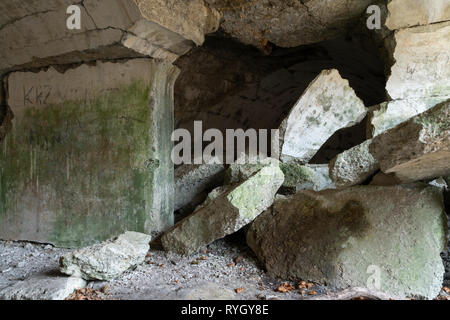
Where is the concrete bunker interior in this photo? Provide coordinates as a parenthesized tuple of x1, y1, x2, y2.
(0, 0, 449, 301)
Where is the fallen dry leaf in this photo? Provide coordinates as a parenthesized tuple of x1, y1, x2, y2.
(308, 290, 317, 296)
(277, 282, 295, 293)
(235, 288, 245, 294)
(443, 287, 450, 294)
(306, 283, 314, 289)
(227, 263, 235, 267)
(298, 281, 307, 289)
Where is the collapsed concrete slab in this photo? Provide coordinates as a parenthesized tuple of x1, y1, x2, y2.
(0, 59, 179, 247)
(367, 97, 450, 138)
(0, 0, 220, 71)
(162, 161, 284, 255)
(330, 140, 379, 188)
(0, 275, 86, 300)
(224, 156, 280, 185)
(247, 185, 447, 299)
(174, 163, 225, 211)
(60, 231, 151, 281)
(280, 163, 335, 191)
(370, 100, 450, 182)
(385, 0, 450, 30)
(385, 21, 450, 100)
(279, 69, 367, 163)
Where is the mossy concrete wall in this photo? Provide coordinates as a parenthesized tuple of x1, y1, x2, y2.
(0, 59, 178, 248)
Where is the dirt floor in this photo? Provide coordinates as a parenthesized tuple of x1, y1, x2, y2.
(0, 231, 449, 300)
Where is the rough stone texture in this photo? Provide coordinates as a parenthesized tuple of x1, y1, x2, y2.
(367, 97, 450, 138)
(330, 140, 379, 188)
(247, 185, 447, 299)
(0, 275, 85, 300)
(280, 69, 367, 163)
(386, 0, 450, 30)
(205, 0, 373, 50)
(224, 156, 280, 185)
(0, 0, 220, 71)
(0, 59, 179, 247)
(369, 172, 401, 186)
(385, 21, 450, 100)
(162, 162, 284, 255)
(60, 231, 151, 281)
(134, 0, 220, 46)
(280, 163, 335, 191)
(175, 163, 225, 211)
(370, 100, 450, 183)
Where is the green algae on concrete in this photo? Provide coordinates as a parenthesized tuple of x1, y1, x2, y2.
(161, 161, 284, 255)
(0, 60, 179, 248)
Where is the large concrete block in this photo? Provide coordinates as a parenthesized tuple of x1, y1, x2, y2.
(0, 59, 179, 248)
(248, 185, 447, 299)
(370, 99, 450, 183)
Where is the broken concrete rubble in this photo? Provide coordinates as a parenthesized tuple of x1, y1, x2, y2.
(279, 69, 367, 163)
(280, 163, 335, 191)
(175, 163, 225, 211)
(162, 160, 284, 255)
(0, 275, 86, 300)
(370, 99, 450, 183)
(247, 185, 447, 299)
(367, 97, 450, 138)
(385, 0, 450, 30)
(60, 231, 151, 281)
(329, 139, 379, 188)
(0, 59, 178, 248)
(224, 156, 280, 185)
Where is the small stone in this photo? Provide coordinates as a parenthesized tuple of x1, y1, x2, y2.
(60, 231, 151, 281)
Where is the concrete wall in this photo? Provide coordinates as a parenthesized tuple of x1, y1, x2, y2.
(0, 59, 179, 247)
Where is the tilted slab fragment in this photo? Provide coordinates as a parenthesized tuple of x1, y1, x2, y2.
(174, 163, 225, 211)
(280, 163, 335, 191)
(330, 140, 380, 188)
(162, 163, 284, 255)
(0, 0, 220, 71)
(247, 185, 447, 299)
(385, 21, 450, 100)
(386, 0, 450, 30)
(367, 97, 450, 138)
(0, 59, 179, 248)
(370, 100, 450, 182)
(280, 69, 367, 163)
(60, 231, 151, 280)
(0, 275, 86, 300)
